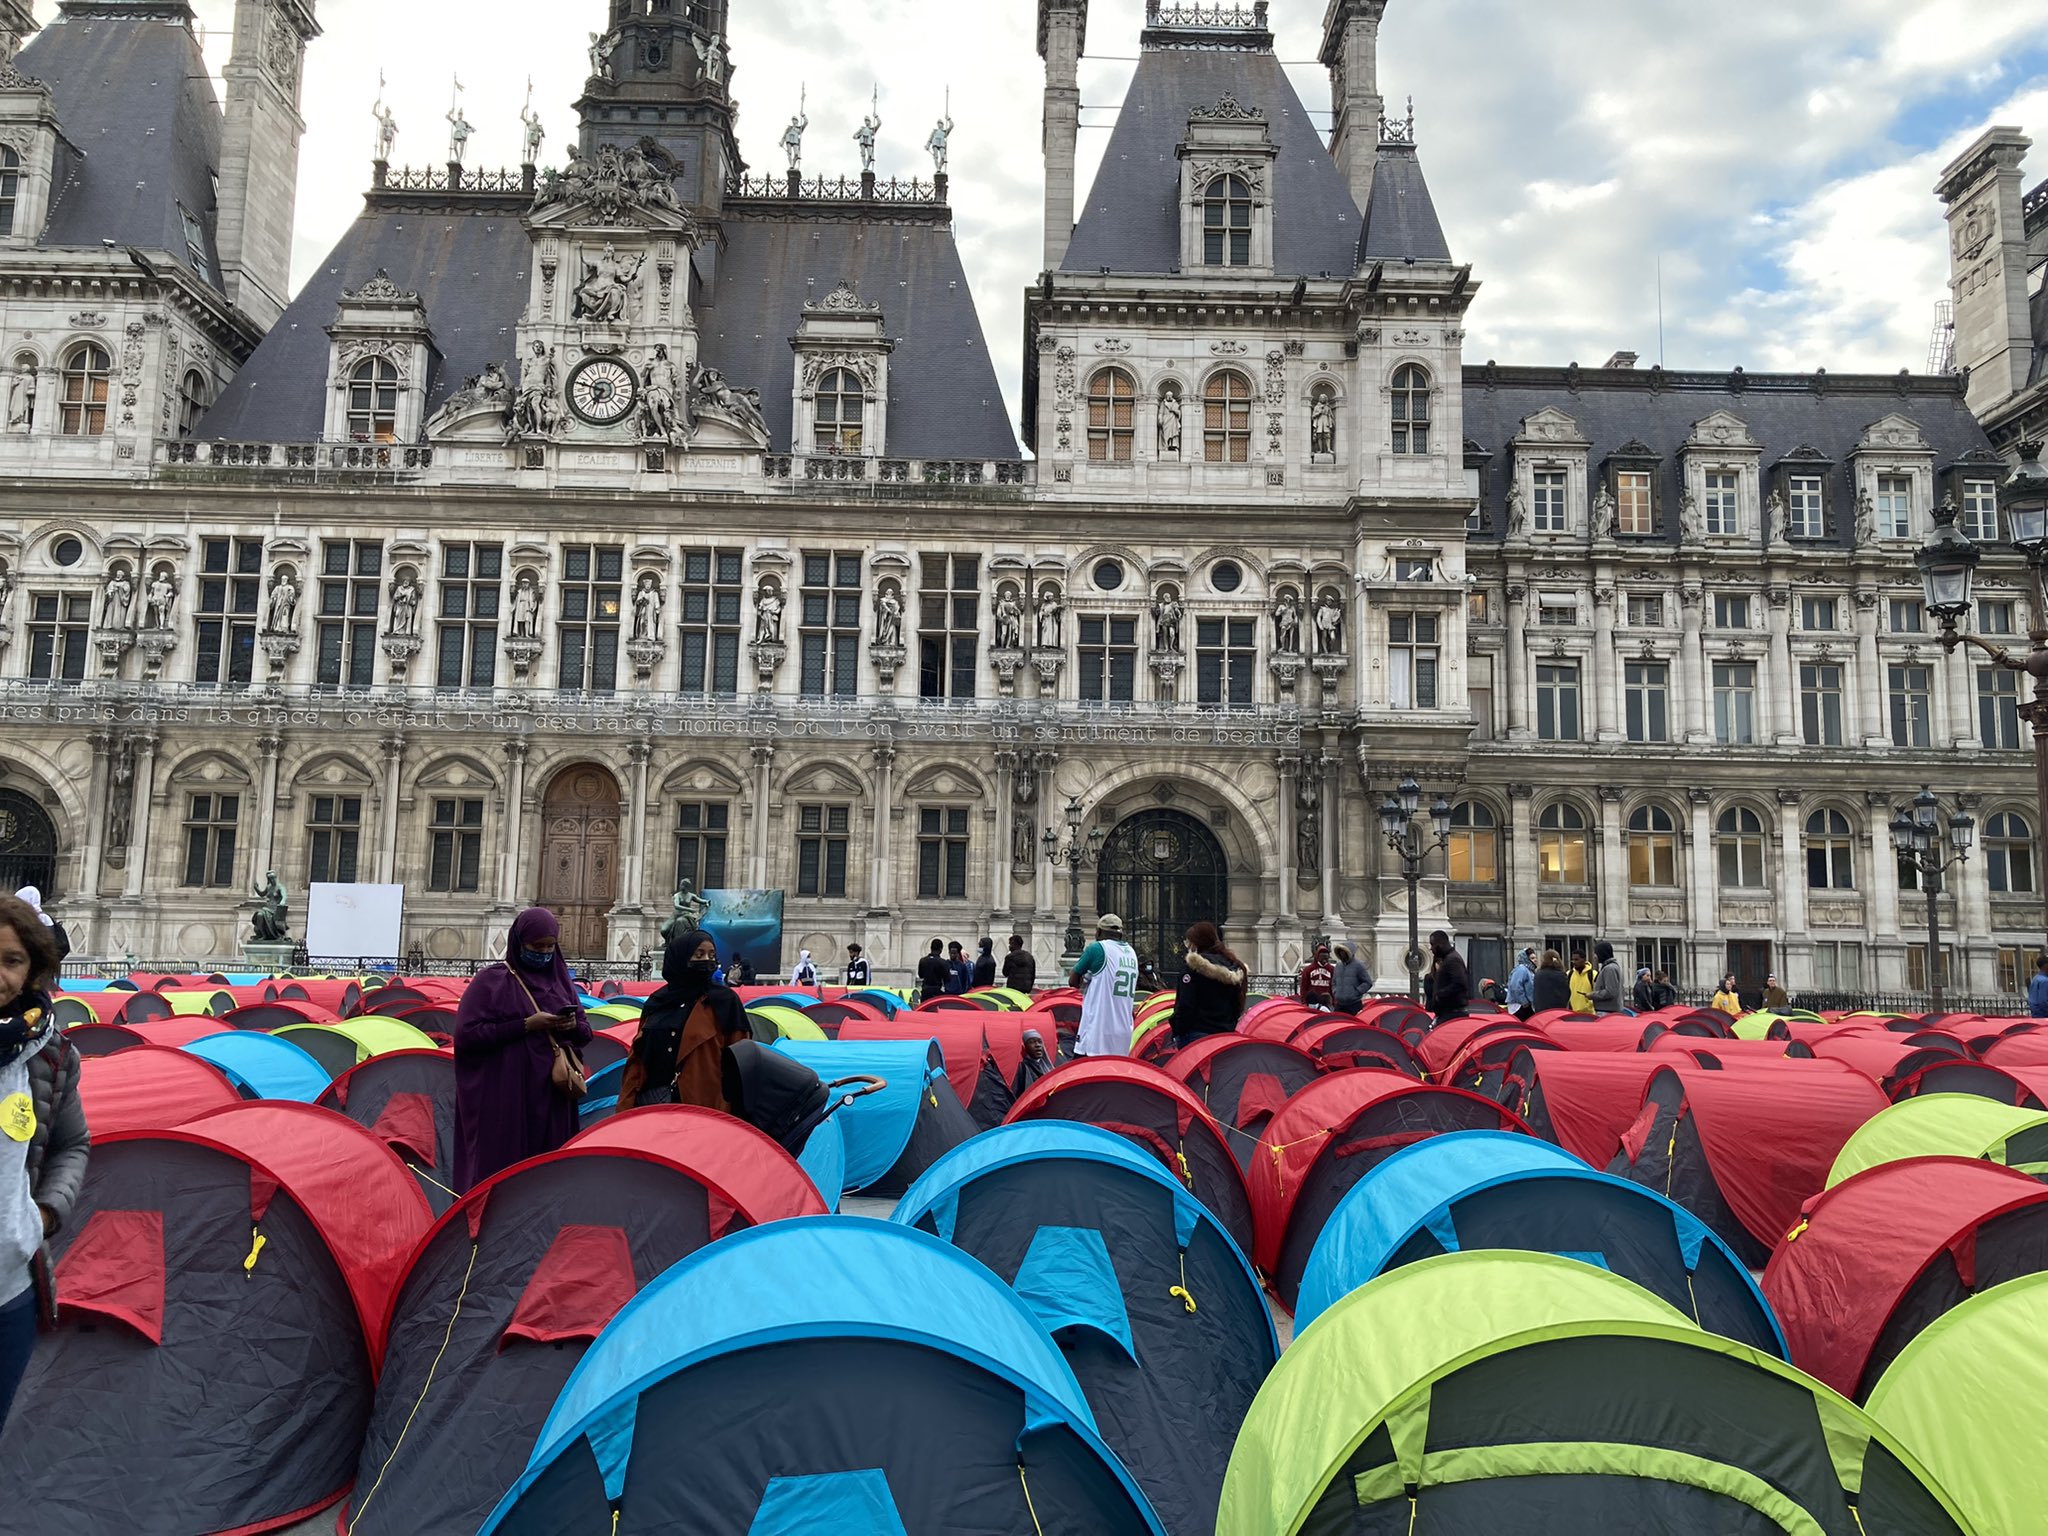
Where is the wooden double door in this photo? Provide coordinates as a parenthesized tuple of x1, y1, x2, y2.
(538, 765, 621, 960)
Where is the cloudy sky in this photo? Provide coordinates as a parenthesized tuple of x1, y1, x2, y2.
(188, 0, 2048, 430)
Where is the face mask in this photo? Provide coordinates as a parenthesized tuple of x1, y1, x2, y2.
(688, 958, 716, 974)
(517, 947, 555, 972)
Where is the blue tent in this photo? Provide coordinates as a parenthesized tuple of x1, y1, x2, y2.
(482, 1217, 1167, 1533)
(846, 988, 910, 1017)
(179, 1031, 330, 1103)
(797, 1114, 846, 1212)
(773, 1039, 976, 1194)
(1295, 1130, 1787, 1355)
(575, 1060, 631, 1130)
(895, 1123, 1278, 1534)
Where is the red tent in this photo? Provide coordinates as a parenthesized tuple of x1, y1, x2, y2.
(1443, 1030, 1557, 1104)
(569, 1106, 830, 1230)
(1164, 1035, 1321, 1155)
(1807, 1034, 1962, 1091)
(78, 1047, 244, 1134)
(1355, 999, 1434, 1045)
(1543, 1017, 1666, 1052)
(1238, 1000, 1324, 1043)
(1414, 1015, 1536, 1079)
(1516, 1051, 1668, 1164)
(1980, 1030, 2048, 1071)
(1761, 1156, 2048, 1400)
(318, 1050, 462, 1214)
(837, 1015, 1017, 1126)
(1291, 1019, 1422, 1076)
(1647, 1036, 1822, 1066)
(1890, 1058, 2048, 1108)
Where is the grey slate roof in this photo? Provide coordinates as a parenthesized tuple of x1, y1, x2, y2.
(1360, 143, 1451, 264)
(1463, 367, 1996, 553)
(17, 4, 223, 293)
(1061, 47, 1362, 279)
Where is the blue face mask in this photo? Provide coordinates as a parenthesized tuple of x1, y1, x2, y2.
(516, 946, 555, 972)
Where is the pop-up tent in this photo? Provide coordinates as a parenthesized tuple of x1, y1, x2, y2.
(1164, 1034, 1321, 1164)
(1763, 1155, 2048, 1402)
(481, 1218, 1168, 1533)
(893, 1123, 1278, 1535)
(1219, 1250, 1971, 1536)
(341, 1109, 826, 1536)
(316, 1049, 460, 1213)
(1511, 1050, 1666, 1163)
(1294, 1131, 1785, 1355)
(179, 1029, 331, 1103)
(76, 1046, 246, 1134)
(1827, 1092, 2048, 1187)
(838, 1014, 1017, 1127)
(272, 1016, 436, 1079)
(1291, 1018, 1423, 1076)
(774, 1038, 978, 1194)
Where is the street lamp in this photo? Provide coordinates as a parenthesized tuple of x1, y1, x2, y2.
(1378, 774, 1455, 1001)
(1920, 440, 2048, 953)
(1888, 784, 1976, 1013)
(1042, 796, 1105, 962)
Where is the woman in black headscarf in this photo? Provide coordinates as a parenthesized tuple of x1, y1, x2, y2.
(618, 928, 752, 1113)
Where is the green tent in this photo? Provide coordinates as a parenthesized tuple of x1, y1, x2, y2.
(1866, 1269, 2048, 1536)
(1219, 1250, 1972, 1535)
(162, 989, 235, 1018)
(587, 1002, 645, 1025)
(744, 1003, 828, 1042)
(1827, 1093, 2048, 1188)
(1731, 1010, 1783, 1040)
(271, 1017, 437, 1079)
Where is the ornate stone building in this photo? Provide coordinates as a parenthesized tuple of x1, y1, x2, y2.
(0, 0, 2040, 998)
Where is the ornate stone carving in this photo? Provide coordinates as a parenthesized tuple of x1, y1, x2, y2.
(347, 269, 417, 304)
(1193, 92, 1264, 122)
(808, 280, 871, 313)
(532, 142, 692, 233)
(798, 351, 879, 393)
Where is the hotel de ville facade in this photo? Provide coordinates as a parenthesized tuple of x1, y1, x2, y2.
(0, 0, 2042, 1000)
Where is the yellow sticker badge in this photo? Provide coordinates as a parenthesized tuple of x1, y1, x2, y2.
(0, 1092, 33, 1143)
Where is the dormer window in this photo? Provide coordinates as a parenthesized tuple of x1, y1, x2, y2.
(179, 206, 210, 283)
(347, 358, 399, 443)
(1789, 474, 1826, 539)
(813, 368, 865, 453)
(1177, 95, 1276, 275)
(1203, 175, 1253, 267)
(177, 370, 209, 439)
(1391, 365, 1431, 455)
(790, 281, 892, 457)
(59, 342, 109, 437)
(1616, 470, 1654, 535)
(1086, 367, 1135, 462)
(323, 272, 439, 446)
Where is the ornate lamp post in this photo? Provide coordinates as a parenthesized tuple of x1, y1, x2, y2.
(1920, 441, 2048, 950)
(1043, 796, 1105, 963)
(1377, 772, 1454, 1002)
(1888, 785, 1976, 1014)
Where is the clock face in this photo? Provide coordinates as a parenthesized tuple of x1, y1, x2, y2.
(567, 357, 638, 426)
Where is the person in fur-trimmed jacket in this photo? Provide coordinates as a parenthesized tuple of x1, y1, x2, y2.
(1170, 922, 1249, 1045)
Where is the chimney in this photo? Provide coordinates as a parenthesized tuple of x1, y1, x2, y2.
(1603, 351, 1639, 370)
(215, 0, 321, 331)
(1322, 0, 1387, 217)
(1936, 126, 2035, 421)
(0, 2, 36, 64)
(1039, 0, 1087, 273)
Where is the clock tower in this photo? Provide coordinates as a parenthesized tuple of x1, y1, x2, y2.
(577, 0, 740, 225)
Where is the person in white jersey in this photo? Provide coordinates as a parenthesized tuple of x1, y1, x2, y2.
(1067, 914, 1138, 1058)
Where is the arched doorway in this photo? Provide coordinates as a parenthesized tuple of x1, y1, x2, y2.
(539, 765, 621, 959)
(1095, 808, 1230, 972)
(0, 788, 58, 898)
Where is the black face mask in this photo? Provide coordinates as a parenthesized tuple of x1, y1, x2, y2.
(688, 958, 716, 974)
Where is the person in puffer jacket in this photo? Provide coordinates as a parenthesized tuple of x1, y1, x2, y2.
(0, 890, 88, 1430)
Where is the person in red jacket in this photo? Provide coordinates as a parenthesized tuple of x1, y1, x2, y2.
(1297, 943, 1335, 1007)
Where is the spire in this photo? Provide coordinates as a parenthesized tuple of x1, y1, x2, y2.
(576, 0, 738, 220)
(1321, 0, 1387, 215)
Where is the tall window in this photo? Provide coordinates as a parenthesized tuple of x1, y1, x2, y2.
(1986, 812, 2035, 894)
(1616, 470, 1654, 536)
(1086, 368, 1135, 463)
(1979, 600, 2017, 637)
(1889, 599, 1924, 635)
(1813, 942, 1864, 991)
(1196, 617, 1256, 709)
(1538, 598, 1578, 628)
(1878, 474, 1914, 540)
(812, 368, 865, 453)
(177, 370, 209, 439)
(1888, 663, 1932, 749)
(1201, 174, 1252, 266)
(429, 798, 484, 893)
(182, 793, 239, 888)
(1906, 946, 1956, 995)
(1800, 662, 1845, 747)
(195, 537, 262, 688)
(917, 807, 970, 899)
(1626, 594, 1664, 628)
(1627, 805, 1678, 887)
(917, 553, 979, 700)
(346, 358, 399, 443)
(1981, 667, 2023, 750)
(0, 146, 18, 237)
(1532, 469, 1567, 533)
(674, 802, 729, 892)
(1713, 661, 1757, 746)
(1391, 365, 1430, 455)
(307, 795, 362, 885)
(678, 548, 743, 697)
(557, 545, 623, 693)
(59, 343, 110, 436)
(1536, 662, 1581, 742)
(1388, 613, 1439, 709)
(1805, 810, 1855, 890)
(1202, 371, 1253, 463)
(1704, 470, 1740, 536)
(1801, 596, 1837, 632)
(180, 206, 211, 283)
(1714, 594, 1750, 630)
(1447, 802, 1498, 883)
(26, 593, 90, 682)
(1960, 478, 2000, 543)
(1716, 807, 1767, 888)
(1537, 804, 1589, 886)
(317, 540, 382, 689)
(796, 804, 850, 898)
(799, 551, 862, 698)
(435, 542, 501, 691)
(1077, 615, 1137, 705)
(1788, 474, 1825, 539)
(1625, 660, 1669, 743)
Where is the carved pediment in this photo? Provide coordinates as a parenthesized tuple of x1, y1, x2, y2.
(528, 143, 704, 243)
(1513, 406, 1588, 447)
(904, 764, 986, 800)
(1606, 437, 1660, 464)
(1857, 413, 1933, 455)
(1685, 410, 1760, 452)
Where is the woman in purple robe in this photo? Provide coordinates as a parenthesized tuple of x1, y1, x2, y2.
(452, 907, 593, 1193)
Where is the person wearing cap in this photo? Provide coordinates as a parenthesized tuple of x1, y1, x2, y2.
(1505, 947, 1537, 1020)
(843, 943, 871, 988)
(1296, 943, 1336, 1008)
(1331, 943, 1373, 1014)
(1067, 914, 1138, 1059)
(1631, 966, 1657, 1013)
(1014, 1028, 1054, 1094)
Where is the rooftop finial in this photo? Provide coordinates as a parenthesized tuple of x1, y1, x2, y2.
(1379, 95, 1415, 145)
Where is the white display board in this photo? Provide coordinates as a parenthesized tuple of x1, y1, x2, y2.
(307, 883, 406, 960)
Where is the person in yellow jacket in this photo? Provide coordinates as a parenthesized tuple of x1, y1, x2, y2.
(1568, 953, 1597, 1015)
(1711, 973, 1743, 1016)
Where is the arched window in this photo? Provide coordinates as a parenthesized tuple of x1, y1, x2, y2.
(1987, 811, 2036, 894)
(1086, 367, 1135, 463)
(1805, 809, 1856, 890)
(0, 146, 19, 238)
(1537, 803, 1589, 886)
(59, 342, 110, 436)
(1202, 370, 1252, 464)
(1202, 174, 1252, 267)
(1716, 806, 1767, 889)
(813, 366, 865, 453)
(346, 357, 399, 443)
(1447, 802, 1498, 884)
(1627, 805, 1678, 888)
(1391, 363, 1431, 455)
(177, 369, 208, 439)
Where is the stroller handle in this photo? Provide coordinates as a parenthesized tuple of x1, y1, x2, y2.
(825, 1074, 889, 1100)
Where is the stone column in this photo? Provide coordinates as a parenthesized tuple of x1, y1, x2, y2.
(1597, 787, 1626, 936)
(376, 733, 405, 884)
(625, 739, 653, 911)
(1507, 784, 1537, 953)
(1318, 753, 1339, 925)
(1777, 789, 1808, 938)
(1276, 756, 1298, 921)
(991, 750, 1016, 915)
(1854, 590, 1887, 748)
(1866, 791, 1903, 940)
(869, 744, 896, 909)
(1957, 811, 1995, 993)
(1679, 583, 1710, 744)
(1944, 640, 1981, 753)
(1591, 585, 1621, 742)
(123, 735, 158, 900)
(80, 732, 111, 900)
(750, 744, 776, 890)
(1033, 752, 1060, 918)
(497, 739, 529, 906)
(1687, 788, 1717, 979)
(253, 732, 284, 878)
(1504, 583, 1531, 740)
(1766, 586, 1798, 746)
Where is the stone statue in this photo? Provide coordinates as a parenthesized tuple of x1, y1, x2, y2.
(1679, 488, 1704, 544)
(691, 32, 727, 85)
(1273, 590, 1303, 654)
(389, 571, 423, 636)
(0, 569, 14, 626)
(1295, 775, 1322, 877)
(509, 572, 540, 638)
(854, 91, 881, 173)
(445, 100, 473, 166)
(573, 243, 644, 324)
(101, 566, 134, 631)
(143, 569, 176, 631)
(1157, 389, 1183, 458)
(1152, 588, 1184, 652)
(633, 573, 664, 641)
(782, 103, 808, 174)
(372, 102, 398, 162)
(1034, 584, 1064, 649)
(7, 358, 35, 429)
(925, 112, 953, 175)
(1505, 483, 1528, 537)
(508, 342, 563, 442)
(1011, 769, 1038, 867)
(107, 745, 133, 851)
(1855, 492, 1879, 546)
(1592, 484, 1617, 538)
(641, 344, 684, 443)
(754, 583, 785, 645)
(588, 30, 618, 82)
(689, 365, 765, 438)
(661, 881, 711, 944)
(266, 570, 298, 634)
(250, 871, 290, 945)
(874, 582, 904, 648)
(1313, 592, 1344, 655)
(1310, 391, 1336, 458)
(993, 586, 1024, 650)
(520, 97, 545, 164)
(1768, 490, 1789, 543)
